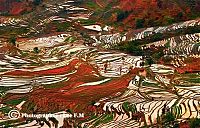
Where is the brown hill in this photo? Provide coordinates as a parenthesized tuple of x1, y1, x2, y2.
(0, 0, 38, 15)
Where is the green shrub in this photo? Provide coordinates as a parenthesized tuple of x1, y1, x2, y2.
(33, 47, 39, 54)
(9, 36, 16, 46)
(136, 18, 145, 29)
(189, 118, 200, 128)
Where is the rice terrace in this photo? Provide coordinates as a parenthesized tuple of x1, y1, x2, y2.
(0, 0, 200, 128)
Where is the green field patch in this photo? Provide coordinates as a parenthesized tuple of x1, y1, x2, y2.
(142, 81, 159, 87)
(86, 1, 100, 9)
(20, 51, 29, 57)
(180, 73, 200, 78)
(52, 21, 71, 32)
(0, 69, 8, 72)
(0, 86, 15, 93)
(43, 82, 67, 89)
(186, 78, 200, 83)
(77, 19, 96, 26)
(0, 106, 12, 114)
(5, 98, 26, 106)
(64, 36, 77, 43)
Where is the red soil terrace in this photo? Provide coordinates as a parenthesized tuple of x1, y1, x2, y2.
(13, 59, 140, 113)
(176, 58, 200, 74)
(4, 59, 80, 76)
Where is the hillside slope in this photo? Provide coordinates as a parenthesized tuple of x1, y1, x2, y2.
(0, 0, 40, 15)
(85, 0, 200, 30)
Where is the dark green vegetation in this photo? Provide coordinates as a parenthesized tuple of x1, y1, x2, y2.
(0, 87, 16, 97)
(33, 0, 42, 5)
(117, 40, 144, 56)
(33, 47, 39, 54)
(5, 98, 26, 106)
(9, 36, 16, 46)
(0, 27, 29, 38)
(186, 78, 200, 83)
(189, 118, 200, 128)
(122, 102, 137, 113)
(53, 21, 71, 32)
(77, 19, 96, 26)
(136, 19, 145, 29)
(117, 11, 132, 22)
(116, 39, 165, 62)
(42, 81, 67, 89)
(64, 36, 77, 43)
(0, 106, 12, 114)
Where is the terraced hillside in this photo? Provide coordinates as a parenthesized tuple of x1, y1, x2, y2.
(91, 19, 200, 48)
(0, 0, 200, 128)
